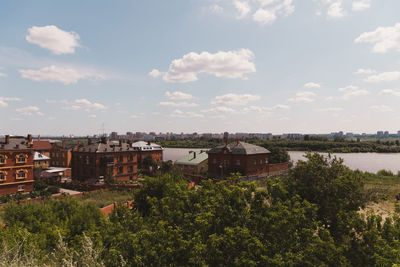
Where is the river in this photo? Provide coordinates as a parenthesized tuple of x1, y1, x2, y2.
(163, 148, 400, 174)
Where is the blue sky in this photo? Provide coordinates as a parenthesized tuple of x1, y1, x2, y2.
(1, 0, 400, 136)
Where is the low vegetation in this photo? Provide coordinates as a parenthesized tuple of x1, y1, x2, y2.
(3, 154, 400, 265)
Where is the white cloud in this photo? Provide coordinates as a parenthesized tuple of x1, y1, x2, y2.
(352, 1, 370, 11)
(327, 1, 345, 18)
(19, 65, 104, 85)
(161, 49, 256, 83)
(252, 8, 277, 24)
(16, 106, 43, 116)
(130, 114, 143, 119)
(315, 107, 343, 112)
(338, 85, 369, 100)
(88, 114, 97, 118)
(62, 105, 81, 111)
(171, 109, 204, 118)
(0, 97, 21, 107)
(355, 23, 400, 53)
(26, 25, 80, 55)
(0, 72, 7, 77)
(370, 105, 393, 112)
(158, 101, 198, 107)
(165, 91, 193, 100)
(355, 68, 376, 74)
(304, 82, 321, 88)
(379, 89, 400, 97)
(234, 0, 251, 18)
(243, 104, 290, 113)
(202, 106, 237, 113)
(75, 99, 108, 111)
(211, 93, 260, 106)
(365, 71, 400, 83)
(208, 0, 294, 25)
(288, 91, 316, 103)
(148, 69, 162, 78)
(209, 4, 223, 13)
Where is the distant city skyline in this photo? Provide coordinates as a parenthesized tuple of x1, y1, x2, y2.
(1, 1, 400, 135)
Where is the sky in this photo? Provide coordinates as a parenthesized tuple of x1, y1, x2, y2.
(1, 0, 400, 136)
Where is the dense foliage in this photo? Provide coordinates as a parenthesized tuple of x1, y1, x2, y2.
(3, 154, 400, 265)
(161, 138, 400, 153)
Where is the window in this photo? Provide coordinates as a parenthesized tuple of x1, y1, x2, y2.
(118, 166, 123, 174)
(17, 154, 26, 163)
(213, 159, 217, 164)
(129, 166, 133, 173)
(18, 185, 24, 192)
(129, 154, 134, 161)
(0, 155, 4, 164)
(236, 159, 241, 166)
(119, 155, 123, 162)
(260, 159, 263, 164)
(17, 171, 26, 179)
(265, 158, 268, 164)
(0, 172, 4, 181)
(254, 160, 257, 165)
(85, 156, 89, 165)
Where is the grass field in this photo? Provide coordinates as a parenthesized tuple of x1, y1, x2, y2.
(76, 190, 134, 208)
(362, 174, 400, 220)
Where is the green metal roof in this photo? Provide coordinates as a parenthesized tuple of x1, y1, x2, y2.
(175, 151, 208, 165)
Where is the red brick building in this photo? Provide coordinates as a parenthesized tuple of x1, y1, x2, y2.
(50, 141, 73, 168)
(131, 141, 163, 169)
(208, 140, 270, 178)
(0, 135, 34, 195)
(32, 136, 52, 158)
(71, 138, 138, 183)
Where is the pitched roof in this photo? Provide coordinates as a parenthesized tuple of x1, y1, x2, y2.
(208, 141, 270, 155)
(175, 151, 208, 165)
(34, 152, 50, 161)
(75, 140, 135, 153)
(131, 141, 163, 151)
(0, 137, 32, 150)
(33, 140, 52, 151)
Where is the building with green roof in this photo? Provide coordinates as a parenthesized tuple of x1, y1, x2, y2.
(174, 150, 208, 175)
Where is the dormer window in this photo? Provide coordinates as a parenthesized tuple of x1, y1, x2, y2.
(17, 154, 26, 163)
(0, 155, 5, 164)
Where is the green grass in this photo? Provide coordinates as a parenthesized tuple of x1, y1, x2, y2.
(362, 173, 400, 220)
(76, 190, 134, 208)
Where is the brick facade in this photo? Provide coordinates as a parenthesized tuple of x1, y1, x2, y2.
(0, 135, 35, 195)
(71, 138, 138, 183)
(50, 141, 72, 167)
(208, 141, 270, 178)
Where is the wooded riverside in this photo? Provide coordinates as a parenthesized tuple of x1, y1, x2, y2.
(160, 137, 400, 153)
(2, 153, 400, 266)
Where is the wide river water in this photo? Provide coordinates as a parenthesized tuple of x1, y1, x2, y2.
(164, 148, 400, 173)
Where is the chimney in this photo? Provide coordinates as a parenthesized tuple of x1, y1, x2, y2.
(62, 140, 66, 149)
(38, 135, 40, 141)
(119, 140, 123, 147)
(193, 152, 196, 159)
(101, 137, 108, 144)
(27, 134, 32, 142)
(236, 138, 239, 145)
(147, 141, 151, 146)
(5, 135, 10, 144)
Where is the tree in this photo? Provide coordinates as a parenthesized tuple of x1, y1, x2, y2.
(284, 153, 365, 239)
(266, 147, 290, 164)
